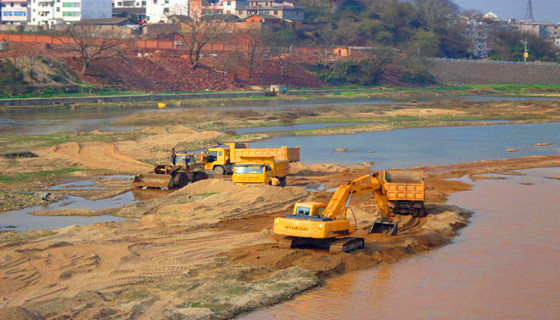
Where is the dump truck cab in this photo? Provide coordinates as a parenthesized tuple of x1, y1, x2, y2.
(201, 148, 231, 174)
(232, 156, 289, 186)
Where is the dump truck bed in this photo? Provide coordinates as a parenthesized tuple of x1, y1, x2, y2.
(383, 170, 425, 201)
(271, 160, 290, 177)
(229, 145, 300, 163)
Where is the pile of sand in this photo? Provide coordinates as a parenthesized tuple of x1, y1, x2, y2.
(45, 142, 152, 173)
(117, 179, 308, 229)
(116, 125, 223, 159)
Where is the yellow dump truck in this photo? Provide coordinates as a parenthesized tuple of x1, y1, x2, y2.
(232, 156, 290, 187)
(381, 170, 426, 217)
(201, 142, 299, 174)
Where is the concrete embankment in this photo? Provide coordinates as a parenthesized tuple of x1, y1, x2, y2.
(430, 59, 560, 85)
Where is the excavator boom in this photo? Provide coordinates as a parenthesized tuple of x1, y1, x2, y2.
(273, 171, 424, 253)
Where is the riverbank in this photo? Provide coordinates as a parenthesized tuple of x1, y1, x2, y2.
(1, 99, 559, 212)
(1, 156, 559, 319)
(1, 84, 559, 111)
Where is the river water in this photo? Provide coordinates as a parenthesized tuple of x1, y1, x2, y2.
(252, 122, 560, 169)
(241, 168, 560, 319)
(1, 96, 557, 135)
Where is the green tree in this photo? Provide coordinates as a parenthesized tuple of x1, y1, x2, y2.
(489, 27, 558, 62)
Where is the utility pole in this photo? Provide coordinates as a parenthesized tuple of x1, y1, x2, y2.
(520, 38, 529, 62)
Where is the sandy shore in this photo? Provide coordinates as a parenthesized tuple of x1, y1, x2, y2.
(1, 155, 559, 319)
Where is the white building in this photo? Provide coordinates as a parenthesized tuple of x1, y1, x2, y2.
(1, 0, 29, 24)
(29, 0, 112, 26)
(113, 0, 146, 7)
(146, 0, 189, 23)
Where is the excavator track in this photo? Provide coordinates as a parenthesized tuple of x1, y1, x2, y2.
(328, 237, 365, 254)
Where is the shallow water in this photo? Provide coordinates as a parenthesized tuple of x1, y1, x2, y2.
(0, 98, 391, 135)
(1, 96, 556, 135)
(252, 122, 560, 169)
(0, 192, 135, 232)
(241, 168, 560, 319)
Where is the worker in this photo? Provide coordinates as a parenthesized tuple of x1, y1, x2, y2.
(41, 192, 51, 203)
(170, 148, 177, 165)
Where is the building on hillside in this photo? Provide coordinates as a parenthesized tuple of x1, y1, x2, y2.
(513, 21, 560, 49)
(518, 22, 554, 37)
(1, 0, 29, 25)
(243, 14, 279, 24)
(145, 0, 189, 23)
(234, 0, 303, 21)
(192, 0, 303, 22)
(113, 0, 145, 8)
(29, 0, 112, 26)
(112, 0, 146, 20)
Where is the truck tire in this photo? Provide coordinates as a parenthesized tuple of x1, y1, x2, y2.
(213, 166, 226, 175)
(173, 173, 189, 188)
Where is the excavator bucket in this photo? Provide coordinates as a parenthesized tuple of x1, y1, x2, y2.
(132, 173, 172, 189)
(370, 218, 399, 235)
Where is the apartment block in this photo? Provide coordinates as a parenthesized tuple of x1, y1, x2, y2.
(29, 0, 112, 26)
(1, 0, 29, 24)
(113, 0, 146, 8)
(146, 0, 189, 23)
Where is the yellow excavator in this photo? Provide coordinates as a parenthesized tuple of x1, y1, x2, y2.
(273, 171, 425, 254)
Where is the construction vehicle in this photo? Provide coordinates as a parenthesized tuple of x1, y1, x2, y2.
(132, 152, 208, 189)
(232, 156, 289, 186)
(273, 170, 425, 254)
(201, 142, 299, 175)
(383, 170, 425, 217)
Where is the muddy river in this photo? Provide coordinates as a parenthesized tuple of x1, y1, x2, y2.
(241, 168, 560, 319)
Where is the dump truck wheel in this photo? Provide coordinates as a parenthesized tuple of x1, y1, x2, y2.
(213, 166, 225, 175)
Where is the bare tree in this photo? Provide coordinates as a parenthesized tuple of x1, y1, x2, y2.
(55, 25, 123, 75)
(172, 5, 227, 69)
(245, 29, 263, 78)
(363, 45, 393, 82)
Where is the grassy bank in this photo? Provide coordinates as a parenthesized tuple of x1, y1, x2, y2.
(1, 84, 559, 112)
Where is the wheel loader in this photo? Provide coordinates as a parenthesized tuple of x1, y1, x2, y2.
(132, 152, 208, 189)
(273, 170, 426, 254)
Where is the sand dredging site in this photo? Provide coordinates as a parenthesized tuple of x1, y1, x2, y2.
(1, 100, 560, 319)
(2, 151, 560, 319)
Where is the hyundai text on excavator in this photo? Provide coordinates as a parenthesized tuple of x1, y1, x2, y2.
(273, 170, 425, 254)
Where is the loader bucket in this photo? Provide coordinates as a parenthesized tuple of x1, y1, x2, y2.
(369, 219, 398, 235)
(132, 173, 172, 189)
